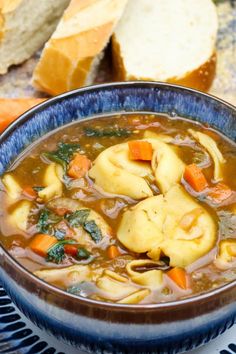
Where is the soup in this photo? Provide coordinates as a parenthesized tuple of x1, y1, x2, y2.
(0, 114, 235, 304)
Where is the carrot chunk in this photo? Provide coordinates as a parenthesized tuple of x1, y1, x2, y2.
(67, 153, 91, 179)
(29, 234, 57, 257)
(183, 164, 208, 192)
(64, 244, 78, 257)
(208, 183, 232, 204)
(128, 141, 153, 161)
(107, 245, 120, 259)
(22, 186, 37, 199)
(167, 267, 188, 290)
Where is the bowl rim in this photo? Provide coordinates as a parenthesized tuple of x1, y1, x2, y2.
(0, 80, 235, 311)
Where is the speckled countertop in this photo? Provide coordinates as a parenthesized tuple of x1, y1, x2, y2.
(0, 0, 235, 106)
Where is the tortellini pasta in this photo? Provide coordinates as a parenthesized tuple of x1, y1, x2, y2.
(2, 174, 22, 200)
(89, 142, 153, 199)
(126, 260, 163, 288)
(9, 200, 32, 231)
(38, 163, 63, 201)
(189, 129, 225, 181)
(215, 239, 236, 269)
(118, 185, 216, 267)
(34, 264, 93, 287)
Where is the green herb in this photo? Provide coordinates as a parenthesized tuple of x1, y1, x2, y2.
(47, 239, 76, 263)
(54, 228, 66, 240)
(37, 209, 62, 235)
(67, 282, 95, 297)
(84, 220, 102, 243)
(77, 247, 91, 260)
(33, 186, 44, 192)
(218, 211, 236, 239)
(44, 142, 80, 168)
(65, 209, 90, 228)
(84, 127, 131, 138)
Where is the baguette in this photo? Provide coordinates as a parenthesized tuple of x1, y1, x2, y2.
(32, 0, 128, 96)
(0, 0, 70, 74)
(112, 0, 218, 91)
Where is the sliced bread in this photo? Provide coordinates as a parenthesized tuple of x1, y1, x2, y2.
(112, 0, 218, 91)
(0, 0, 70, 74)
(32, 0, 128, 96)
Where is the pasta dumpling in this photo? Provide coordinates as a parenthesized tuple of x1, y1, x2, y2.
(215, 239, 236, 269)
(126, 260, 163, 288)
(38, 163, 63, 201)
(2, 174, 22, 200)
(89, 142, 153, 199)
(189, 129, 225, 181)
(9, 200, 32, 231)
(118, 185, 216, 267)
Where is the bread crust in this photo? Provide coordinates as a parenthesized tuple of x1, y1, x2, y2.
(33, 0, 128, 95)
(112, 34, 216, 92)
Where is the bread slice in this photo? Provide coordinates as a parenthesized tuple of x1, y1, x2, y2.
(32, 0, 128, 96)
(112, 0, 218, 91)
(0, 0, 70, 74)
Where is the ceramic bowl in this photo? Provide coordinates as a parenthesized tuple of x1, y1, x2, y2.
(0, 82, 235, 354)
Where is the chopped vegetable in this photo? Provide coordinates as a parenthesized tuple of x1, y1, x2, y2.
(67, 153, 91, 179)
(32, 186, 44, 192)
(44, 142, 80, 169)
(77, 248, 91, 260)
(65, 209, 90, 228)
(64, 244, 78, 256)
(0, 98, 46, 133)
(84, 127, 131, 138)
(29, 234, 57, 257)
(107, 245, 121, 259)
(84, 220, 102, 243)
(208, 183, 232, 204)
(37, 208, 61, 235)
(46, 239, 76, 263)
(22, 186, 37, 199)
(167, 267, 188, 290)
(128, 140, 153, 161)
(54, 228, 66, 240)
(183, 164, 208, 192)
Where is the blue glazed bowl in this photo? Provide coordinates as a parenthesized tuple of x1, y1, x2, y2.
(0, 82, 235, 354)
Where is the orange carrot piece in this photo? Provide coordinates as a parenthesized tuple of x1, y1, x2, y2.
(128, 141, 153, 161)
(208, 183, 232, 204)
(0, 98, 46, 133)
(167, 267, 188, 290)
(29, 234, 57, 257)
(22, 186, 37, 199)
(67, 153, 91, 179)
(107, 245, 120, 259)
(183, 164, 208, 192)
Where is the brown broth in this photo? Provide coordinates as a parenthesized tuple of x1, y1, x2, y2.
(0, 113, 235, 304)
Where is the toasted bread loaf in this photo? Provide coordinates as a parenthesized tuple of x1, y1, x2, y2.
(0, 0, 70, 74)
(112, 0, 218, 91)
(32, 0, 128, 96)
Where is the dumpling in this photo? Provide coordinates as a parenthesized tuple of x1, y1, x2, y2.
(189, 129, 225, 181)
(2, 174, 22, 200)
(117, 185, 216, 267)
(9, 200, 32, 231)
(89, 142, 153, 199)
(38, 163, 63, 201)
(34, 264, 92, 288)
(147, 138, 185, 194)
(215, 239, 236, 269)
(126, 260, 163, 288)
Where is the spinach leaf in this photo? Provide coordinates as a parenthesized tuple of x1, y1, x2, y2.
(37, 209, 62, 236)
(65, 209, 90, 228)
(218, 211, 236, 239)
(33, 186, 44, 192)
(47, 239, 76, 264)
(77, 247, 91, 260)
(84, 127, 131, 138)
(44, 142, 80, 168)
(54, 228, 66, 240)
(84, 220, 102, 243)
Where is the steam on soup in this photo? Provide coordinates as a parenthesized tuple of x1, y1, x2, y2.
(0, 114, 235, 304)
